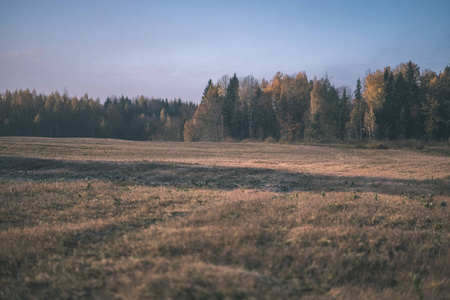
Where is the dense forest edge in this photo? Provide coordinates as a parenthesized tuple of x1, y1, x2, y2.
(1, 61, 449, 144)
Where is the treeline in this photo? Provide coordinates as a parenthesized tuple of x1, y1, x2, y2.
(184, 72, 350, 142)
(0, 91, 196, 140)
(1, 61, 449, 142)
(185, 61, 449, 142)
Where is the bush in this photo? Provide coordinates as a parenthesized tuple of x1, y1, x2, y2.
(388, 139, 424, 150)
(366, 141, 389, 149)
(264, 137, 277, 144)
(224, 137, 238, 143)
(278, 136, 290, 144)
(240, 138, 262, 144)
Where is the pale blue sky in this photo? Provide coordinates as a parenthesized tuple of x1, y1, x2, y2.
(1, 0, 449, 102)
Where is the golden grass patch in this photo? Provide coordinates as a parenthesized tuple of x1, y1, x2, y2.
(0, 137, 449, 299)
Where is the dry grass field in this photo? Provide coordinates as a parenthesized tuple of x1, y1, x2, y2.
(0, 137, 449, 299)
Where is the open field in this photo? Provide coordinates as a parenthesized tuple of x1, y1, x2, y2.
(0, 137, 449, 299)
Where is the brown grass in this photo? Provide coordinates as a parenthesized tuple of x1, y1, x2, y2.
(0, 137, 449, 299)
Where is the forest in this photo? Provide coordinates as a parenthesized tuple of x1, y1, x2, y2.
(1, 61, 449, 142)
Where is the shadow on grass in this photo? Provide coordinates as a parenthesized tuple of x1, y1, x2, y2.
(0, 156, 448, 196)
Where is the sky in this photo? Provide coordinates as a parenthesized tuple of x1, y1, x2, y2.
(1, 0, 449, 103)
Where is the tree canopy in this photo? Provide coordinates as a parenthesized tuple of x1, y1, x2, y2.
(1, 61, 449, 142)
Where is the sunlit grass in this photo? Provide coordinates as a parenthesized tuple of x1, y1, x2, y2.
(0, 137, 449, 299)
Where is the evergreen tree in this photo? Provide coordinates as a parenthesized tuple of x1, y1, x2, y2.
(394, 72, 408, 139)
(222, 73, 240, 139)
(202, 79, 213, 103)
(422, 94, 440, 139)
(337, 86, 351, 140)
(347, 78, 365, 140)
(378, 67, 396, 139)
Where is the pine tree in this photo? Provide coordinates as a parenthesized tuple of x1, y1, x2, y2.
(222, 73, 239, 139)
(378, 67, 396, 139)
(202, 79, 213, 103)
(422, 94, 440, 139)
(353, 78, 365, 140)
(337, 86, 351, 140)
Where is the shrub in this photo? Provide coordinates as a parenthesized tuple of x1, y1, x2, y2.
(224, 137, 238, 143)
(366, 141, 389, 149)
(240, 138, 261, 144)
(264, 137, 277, 144)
